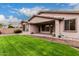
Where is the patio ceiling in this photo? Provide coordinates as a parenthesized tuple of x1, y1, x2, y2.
(28, 15, 64, 24)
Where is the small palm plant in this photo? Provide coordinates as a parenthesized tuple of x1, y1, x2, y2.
(58, 34, 64, 38)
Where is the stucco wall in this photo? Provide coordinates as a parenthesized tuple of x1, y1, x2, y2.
(29, 24, 39, 34)
(60, 18, 79, 38)
(0, 28, 16, 34)
(39, 13, 79, 38)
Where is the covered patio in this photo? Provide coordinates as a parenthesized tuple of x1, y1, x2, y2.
(28, 15, 64, 37)
(34, 20, 55, 35)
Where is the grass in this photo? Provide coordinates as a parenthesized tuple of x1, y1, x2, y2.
(0, 35, 79, 56)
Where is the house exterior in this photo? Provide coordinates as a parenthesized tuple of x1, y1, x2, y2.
(28, 11, 79, 38)
(19, 21, 28, 31)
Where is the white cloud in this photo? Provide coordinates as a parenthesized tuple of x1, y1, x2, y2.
(59, 3, 79, 11)
(68, 3, 78, 6)
(0, 15, 6, 21)
(19, 6, 50, 16)
(8, 16, 21, 24)
(5, 5, 20, 16)
(68, 3, 79, 11)
(0, 15, 8, 25)
(0, 15, 21, 27)
(8, 16, 22, 27)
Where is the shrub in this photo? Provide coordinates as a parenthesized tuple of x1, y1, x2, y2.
(0, 24, 3, 28)
(8, 25, 14, 28)
(14, 29, 22, 33)
(31, 32, 34, 34)
(58, 34, 64, 38)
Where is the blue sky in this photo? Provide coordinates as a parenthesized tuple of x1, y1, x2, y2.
(0, 3, 78, 21)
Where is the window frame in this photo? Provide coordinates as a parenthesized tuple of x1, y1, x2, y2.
(64, 19, 77, 32)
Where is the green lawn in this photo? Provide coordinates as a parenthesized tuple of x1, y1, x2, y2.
(0, 35, 79, 56)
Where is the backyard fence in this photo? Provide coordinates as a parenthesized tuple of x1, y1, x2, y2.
(0, 28, 21, 34)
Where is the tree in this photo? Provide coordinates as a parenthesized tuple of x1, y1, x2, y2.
(8, 24, 14, 28)
(0, 24, 3, 28)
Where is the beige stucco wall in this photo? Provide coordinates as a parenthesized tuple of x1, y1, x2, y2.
(0, 28, 18, 34)
(28, 24, 39, 34)
(39, 13, 79, 38)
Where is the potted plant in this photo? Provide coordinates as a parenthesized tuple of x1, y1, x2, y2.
(58, 34, 64, 38)
(31, 32, 34, 34)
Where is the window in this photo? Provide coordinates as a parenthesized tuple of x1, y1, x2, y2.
(65, 20, 70, 30)
(64, 19, 76, 30)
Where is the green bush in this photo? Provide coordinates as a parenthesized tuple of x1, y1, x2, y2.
(0, 24, 3, 28)
(14, 29, 22, 33)
(8, 25, 14, 28)
(58, 34, 64, 38)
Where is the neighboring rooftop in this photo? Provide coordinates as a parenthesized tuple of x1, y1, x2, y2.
(38, 10, 79, 14)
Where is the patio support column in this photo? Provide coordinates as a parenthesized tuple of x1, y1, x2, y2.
(55, 20, 60, 37)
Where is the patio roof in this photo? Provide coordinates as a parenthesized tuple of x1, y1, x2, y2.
(28, 15, 64, 24)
